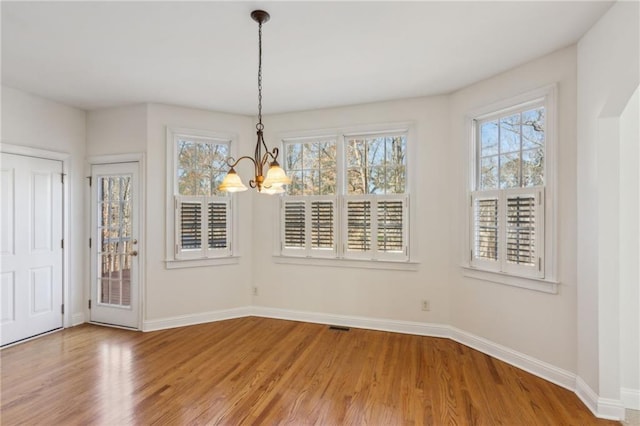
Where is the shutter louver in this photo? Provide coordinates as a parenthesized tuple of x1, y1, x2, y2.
(506, 195, 536, 266)
(180, 201, 201, 249)
(474, 197, 498, 261)
(347, 200, 371, 251)
(284, 202, 306, 248)
(208, 202, 227, 249)
(311, 201, 333, 249)
(377, 200, 403, 252)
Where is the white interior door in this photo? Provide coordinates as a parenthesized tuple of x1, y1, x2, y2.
(90, 162, 139, 329)
(1, 153, 63, 346)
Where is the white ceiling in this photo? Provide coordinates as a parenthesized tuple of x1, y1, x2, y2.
(1, 1, 613, 115)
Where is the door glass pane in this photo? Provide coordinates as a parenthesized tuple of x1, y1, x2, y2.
(97, 174, 133, 308)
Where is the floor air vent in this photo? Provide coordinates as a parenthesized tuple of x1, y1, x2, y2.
(328, 325, 350, 331)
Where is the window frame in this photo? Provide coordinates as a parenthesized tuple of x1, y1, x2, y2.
(165, 127, 239, 269)
(464, 85, 558, 293)
(275, 124, 417, 269)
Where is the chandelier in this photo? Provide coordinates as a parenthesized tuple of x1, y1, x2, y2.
(218, 10, 291, 194)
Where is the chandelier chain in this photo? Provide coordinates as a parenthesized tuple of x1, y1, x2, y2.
(257, 20, 264, 131)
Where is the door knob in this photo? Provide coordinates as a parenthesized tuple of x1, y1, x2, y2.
(129, 250, 138, 257)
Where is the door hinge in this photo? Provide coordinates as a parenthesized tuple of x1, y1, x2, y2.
(87, 176, 92, 186)
(538, 257, 542, 271)
(61, 304, 64, 314)
(61, 239, 64, 249)
(89, 238, 92, 248)
(88, 300, 92, 309)
(61, 173, 66, 184)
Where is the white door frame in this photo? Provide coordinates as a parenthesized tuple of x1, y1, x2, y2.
(0, 143, 71, 329)
(87, 153, 145, 330)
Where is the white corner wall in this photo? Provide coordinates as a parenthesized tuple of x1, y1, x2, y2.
(254, 96, 452, 325)
(1, 85, 87, 325)
(143, 103, 254, 326)
(577, 0, 639, 416)
(619, 88, 640, 410)
(448, 46, 578, 373)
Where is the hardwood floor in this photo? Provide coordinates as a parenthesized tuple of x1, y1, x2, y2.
(1, 317, 618, 425)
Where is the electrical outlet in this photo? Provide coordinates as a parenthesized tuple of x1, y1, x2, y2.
(252, 286, 259, 296)
(421, 300, 430, 311)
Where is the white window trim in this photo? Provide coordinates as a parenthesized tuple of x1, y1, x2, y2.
(463, 85, 558, 293)
(273, 122, 419, 270)
(165, 127, 240, 269)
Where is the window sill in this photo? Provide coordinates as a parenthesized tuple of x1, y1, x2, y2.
(165, 256, 240, 269)
(273, 255, 420, 271)
(461, 265, 559, 294)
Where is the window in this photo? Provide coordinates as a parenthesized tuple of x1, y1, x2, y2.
(469, 92, 553, 281)
(280, 130, 409, 262)
(166, 128, 236, 267)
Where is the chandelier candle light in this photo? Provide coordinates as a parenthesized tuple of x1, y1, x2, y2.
(218, 10, 291, 194)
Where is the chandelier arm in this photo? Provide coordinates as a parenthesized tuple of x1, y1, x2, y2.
(225, 155, 258, 169)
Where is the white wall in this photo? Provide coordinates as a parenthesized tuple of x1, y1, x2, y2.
(87, 104, 147, 155)
(143, 103, 254, 321)
(448, 46, 578, 372)
(1, 85, 87, 324)
(255, 96, 452, 324)
(577, 0, 639, 408)
(619, 88, 640, 409)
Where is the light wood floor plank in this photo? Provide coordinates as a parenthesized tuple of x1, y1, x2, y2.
(0, 317, 618, 425)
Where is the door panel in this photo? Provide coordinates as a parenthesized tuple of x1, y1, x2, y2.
(90, 162, 139, 329)
(0, 153, 63, 346)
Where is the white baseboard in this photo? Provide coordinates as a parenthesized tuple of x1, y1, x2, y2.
(71, 313, 85, 326)
(575, 376, 627, 420)
(449, 326, 576, 392)
(622, 387, 640, 410)
(250, 306, 451, 337)
(142, 307, 252, 332)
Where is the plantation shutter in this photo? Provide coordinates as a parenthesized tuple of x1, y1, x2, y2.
(176, 196, 231, 259)
(207, 199, 230, 254)
(502, 188, 544, 278)
(470, 188, 544, 277)
(471, 192, 500, 270)
(282, 199, 306, 252)
(310, 199, 335, 252)
(177, 198, 202, 251)
(282, 197, 336, 256)
(344, 195, 408, 261)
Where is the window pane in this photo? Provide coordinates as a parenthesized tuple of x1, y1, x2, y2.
(521, 107, 545, 150)
(474, 197, 498, 261)
(286, 143, 303, 171)
(386, 166, 406, 194)
(522, 149, 544, 187)
(347, 168, 366, 194)
(385, 136, 407, 167)
(285, 139, 336, 196)
(367, 137, 385, 168)
(347, 139, 366, 168)
(480, 156, 498, 190)
(377, 200, 403, 253)
(177, 138, 229, 197)
(499, 153, 520, 189)
(480, 121, 499, 156)
(346, 134, 407, 195)
(288, 171, 304, 196)
(302, 170, 319, 196)
(499, 114, 521, 154)
(506, 195, 536, 266)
